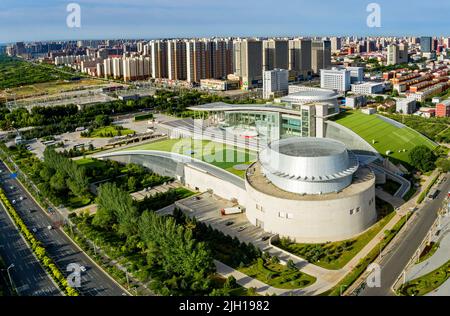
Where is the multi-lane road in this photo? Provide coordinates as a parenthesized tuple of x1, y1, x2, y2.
(0, 201, 61, 296)
(0, 160, 127, 296)
(360, 173, 450, 296)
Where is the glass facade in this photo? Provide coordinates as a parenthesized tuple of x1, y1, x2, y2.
(223, 111, 281, 141)
(221, 107, 315, 141)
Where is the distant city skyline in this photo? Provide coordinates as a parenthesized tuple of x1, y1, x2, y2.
(2, 0, 450, 43)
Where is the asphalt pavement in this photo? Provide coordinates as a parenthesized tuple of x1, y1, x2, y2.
(0, 202, 61, 296)
(360, 173, 450, 296)
(0, 160, 127, 296)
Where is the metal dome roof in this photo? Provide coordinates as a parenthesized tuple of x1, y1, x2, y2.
(259, 137, 359, 195)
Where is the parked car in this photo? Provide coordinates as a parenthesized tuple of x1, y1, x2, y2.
(261, 235, 271, 242)
(12, 200, 16, 205)
(47, 225, 52, 230)
(237, 226, 247, 232)
(32, 228, 37, 233)
(80, 266, 87, 272)
(225, 221, 234, 226)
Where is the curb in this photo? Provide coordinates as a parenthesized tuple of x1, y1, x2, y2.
(0, 193, 64, 296)
(1, 160, 132, 296)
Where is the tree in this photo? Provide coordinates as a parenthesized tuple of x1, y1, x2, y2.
(408, 146, 437, 172)
(224, 276, 238, 290)
(94, 114, 111, 128)
(436, 157, 450, 172)
(127, 176, 138, 192)
(93, 183, 139, 237)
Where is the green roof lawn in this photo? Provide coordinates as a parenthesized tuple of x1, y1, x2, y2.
(121, 138, 257, 178)
(335, 111, 437, 165)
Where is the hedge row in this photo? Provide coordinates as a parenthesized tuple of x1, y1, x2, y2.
(134, 113, 154, 121)
(0, 189, 79, 296)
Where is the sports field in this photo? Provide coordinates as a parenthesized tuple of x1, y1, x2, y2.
(123, 138, 257, 178)
(335, 111, 437, 164)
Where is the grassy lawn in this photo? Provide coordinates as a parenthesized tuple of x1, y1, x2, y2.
(67, 196, 92, 209)
(239, 260, 316, 290)
(2, 78, 106, 99)
(398, 260, 450, 296)
(274, 198, 395, 270)
(123, 138, 257, 178)
(85, 126, 135, 138)
(75, 157, 107, 169)
(334, 110, 437, 165)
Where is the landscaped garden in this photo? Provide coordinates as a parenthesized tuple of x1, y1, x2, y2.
(398, 260, 450, 296)
(239, 258, 316, 290)
(274, 198, 395, 270)
(81, 125, 135, 138)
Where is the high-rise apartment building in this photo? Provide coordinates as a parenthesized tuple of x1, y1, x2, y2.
(311, 40, 332, 74)
(186, 39, 211, 83)
(112, 58, 123, 79)
(330, 37, 342, 52)
(150, 40, 168, 78)
(387, 43, 408, 65)
(233, 39, 263, 90)
(211, 39, 233, 79)
(167, 40, 187, 81)
(103, 58, 114, 78)
(288, 39, 312, 79)
(262, 39, 289, 71)
(420, 36, 432, 53)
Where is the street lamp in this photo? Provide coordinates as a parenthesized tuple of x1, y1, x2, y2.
(6, 264, 15, 293)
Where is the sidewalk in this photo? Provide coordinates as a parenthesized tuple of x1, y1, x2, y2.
(405, 214, 450, 282)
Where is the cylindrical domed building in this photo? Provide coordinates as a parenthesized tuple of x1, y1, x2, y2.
(245, 137, 377, 243)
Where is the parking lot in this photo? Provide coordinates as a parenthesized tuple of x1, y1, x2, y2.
(175, 192, 273, 251)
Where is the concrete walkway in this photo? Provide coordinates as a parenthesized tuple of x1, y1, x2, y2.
(405, 214, 450, 282)
(426, 277, 450, 296)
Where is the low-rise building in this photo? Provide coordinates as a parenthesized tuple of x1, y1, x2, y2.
(200, 79, 240, 91)
(346, 95, 367, 108)
(351, 82, 385, 94)
(396, 99, 417, 114)
(436, 100, 450, 117)
(320, 68, 351, 92)
(361, 108, 377, 115)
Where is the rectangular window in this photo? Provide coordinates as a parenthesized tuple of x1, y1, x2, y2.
(287, 213, 294, 219)
(278, 212, 286, 218)
(349, 209, 354, 215)
(356, 207, 360, 213)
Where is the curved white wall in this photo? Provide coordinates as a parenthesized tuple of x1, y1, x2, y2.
(244, 175, 377, 243)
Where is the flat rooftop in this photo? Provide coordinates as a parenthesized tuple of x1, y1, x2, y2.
(246, 162, 375, 201)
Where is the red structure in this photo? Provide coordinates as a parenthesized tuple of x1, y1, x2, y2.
(436, 101, 450, 117)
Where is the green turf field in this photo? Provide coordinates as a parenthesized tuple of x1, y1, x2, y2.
(123, 138, 257, 178)
(335, 111, 437, 164)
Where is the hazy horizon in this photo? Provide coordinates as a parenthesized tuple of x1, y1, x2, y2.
(1, 0, 450, 43)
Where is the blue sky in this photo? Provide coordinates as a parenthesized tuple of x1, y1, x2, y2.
(1, 0, 449, 43)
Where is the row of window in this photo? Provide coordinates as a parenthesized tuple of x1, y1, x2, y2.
(349, 207, 361, 215)
(256, 204, 294, 219)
